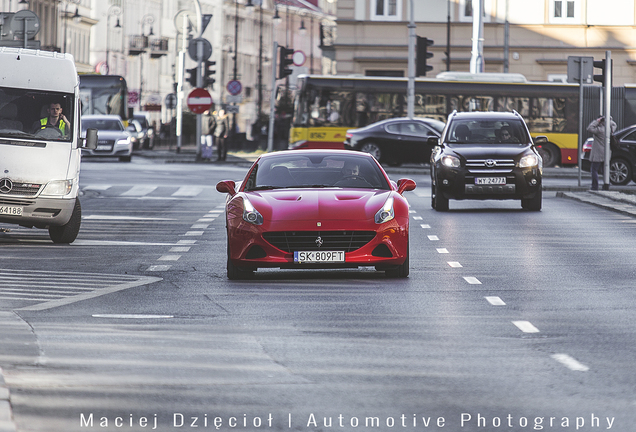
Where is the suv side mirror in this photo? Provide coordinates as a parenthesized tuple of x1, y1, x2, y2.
(83, 128, 98, 150)
(427, 136, 440, 146)
(533, 135, 548, 145)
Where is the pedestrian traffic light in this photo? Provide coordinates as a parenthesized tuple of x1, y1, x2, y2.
(416, 37, 434, 77)
(203, 60, 216, 89)
(278, 46, 294, 79)
(186, 66, 198, 87)
(593, 58, 612, 85)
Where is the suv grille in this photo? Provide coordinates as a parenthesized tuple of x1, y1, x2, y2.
(263, 231, 376, 253)
(466, 158, 515, 174)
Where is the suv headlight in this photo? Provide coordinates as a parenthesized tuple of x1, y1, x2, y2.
(375, 196, 395, 224)
(242, 196, 263, 225)
(441, 154, 460, 168)
(519, 154, 539, 168)
(41, 179, 73, 196)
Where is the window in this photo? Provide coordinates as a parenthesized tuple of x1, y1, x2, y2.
(459, 0, 490, 23)
(371, 0, 402, 21)
(551, 0, 579, 22)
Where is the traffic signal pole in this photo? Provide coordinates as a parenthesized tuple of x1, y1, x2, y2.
(603, 51, 612, 190)
(407, 0, 415, 119)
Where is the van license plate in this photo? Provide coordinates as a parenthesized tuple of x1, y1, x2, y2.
(475, 177, 506, 185)
(0, 206, 23, 216)
(294, 251, 345, 263)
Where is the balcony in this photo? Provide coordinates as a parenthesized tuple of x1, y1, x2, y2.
(128, 35, 148, 56)
(149, 37, 169, 58)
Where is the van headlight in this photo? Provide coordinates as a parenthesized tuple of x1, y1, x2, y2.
(375, 196, 395, 224)
(42, 179, 73, 196)
(242, 197, 263, 225)
(519, 154, 539, 168)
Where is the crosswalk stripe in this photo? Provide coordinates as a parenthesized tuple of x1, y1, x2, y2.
(120, 185, 158, 196)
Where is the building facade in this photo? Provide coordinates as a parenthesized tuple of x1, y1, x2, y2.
(335, 0, 636, 85)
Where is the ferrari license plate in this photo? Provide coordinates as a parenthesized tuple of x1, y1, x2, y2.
(294, 250, 345, 263)
(475, 177, 506, 185)
(0, 205, 23, 216)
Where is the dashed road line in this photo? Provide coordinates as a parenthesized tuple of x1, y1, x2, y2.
(551, 354, 589, 372)
(427, 235, 439, 241)
(485, 296, 506, 306)
(436, 248, 449, 254)
(513, 320, 540, 333)
(447, 261, 462, 268)
(463, 276, 482, 285)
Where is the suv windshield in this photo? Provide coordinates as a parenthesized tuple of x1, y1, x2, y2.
(448, 119, 529, 144)
(0, 87, 74, 142)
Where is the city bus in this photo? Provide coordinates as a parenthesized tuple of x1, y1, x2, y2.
(289, 74, 619, 167)
(78, 74, 129, 123)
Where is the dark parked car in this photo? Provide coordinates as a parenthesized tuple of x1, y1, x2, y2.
(344, 117, 445, 166)
(581, 124, 636, 185)
(133, 113, 155, 149)
(430, 111, 544, 211)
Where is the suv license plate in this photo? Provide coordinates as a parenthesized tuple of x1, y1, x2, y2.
(294, 251, 345, 263)
(0, 205, 23, 216)
(475, 177, 506, 185)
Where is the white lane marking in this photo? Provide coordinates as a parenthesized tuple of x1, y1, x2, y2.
(120, 185, 158, 196)
(147, 265, 171, 271)
(197, 218, 216, 222)
(447, 261, 462, 268)
(191, 224, 209, 229)
(551, 354, 590, 372)
(513, 320, 540, 333)
(485, 296, 506, 305)
(83, 184, 112, 191)
(170, 247, 191, 253)
(172, 186, 204, 197)
(158, 255, 181, 261)
(428, 235, 439, 241)
(92, 314, 174, 319)
(464, 276, 482, 284)
(420, 224, 431, 229)
(177, 240, 197, 245)
(436, 248, 449, 254)
(184, 231, 204, 236)
(413, 216, 423, 220)
(83, 215, 176, 221)
(73, 240, 176, 246)
(409, 210, 416, 213)
(209, 210, 224, 214)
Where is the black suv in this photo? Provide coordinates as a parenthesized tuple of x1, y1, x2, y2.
(430, 111, 543, 211)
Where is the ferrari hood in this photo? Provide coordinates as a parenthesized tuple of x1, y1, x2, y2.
(247, 188, 391, 222)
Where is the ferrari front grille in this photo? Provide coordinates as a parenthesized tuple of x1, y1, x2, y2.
(263, 231, 376, 253)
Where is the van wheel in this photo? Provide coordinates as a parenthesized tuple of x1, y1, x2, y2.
(49, 198, 81, 244)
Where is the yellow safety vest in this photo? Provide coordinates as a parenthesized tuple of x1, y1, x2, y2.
(40, 118, 67, 135)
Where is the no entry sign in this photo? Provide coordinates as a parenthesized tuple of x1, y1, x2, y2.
(187, 88, 213, 114)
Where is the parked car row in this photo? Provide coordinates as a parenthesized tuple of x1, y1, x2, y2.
(581, 124, 636, 185)
(80, 113, 156, 162)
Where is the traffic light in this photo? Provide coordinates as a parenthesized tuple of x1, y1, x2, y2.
(203, 60, 216, 89)
(278, 46, 294, 79)
(185, 66, 198, 87)
(416, 37, 434, 77)
(593, 58, 612, 85)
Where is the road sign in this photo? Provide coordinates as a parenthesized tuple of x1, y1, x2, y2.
(188, 37, 212, 62)
(165, 93, 177, 110)
(293, 50, 306, 67)
(225, 105, 240, 114)
(226, 80, 242, 96)
(226, 95, 243, 104)
(187, 88, 212, 114)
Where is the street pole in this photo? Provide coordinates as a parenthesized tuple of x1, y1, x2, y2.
(267, 41, 278, 153)
(176, 14, 188, 153)
(407, 0, 415, 119)
(603, 50, 612, 190)
(232, 0, 239, 151)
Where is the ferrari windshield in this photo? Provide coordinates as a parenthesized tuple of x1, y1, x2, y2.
(244, 153, 391, 191)
(447, 119, 529, 144)
(0, 87, 74, 142)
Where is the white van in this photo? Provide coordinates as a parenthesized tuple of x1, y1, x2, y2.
(0, 47, 97, 243)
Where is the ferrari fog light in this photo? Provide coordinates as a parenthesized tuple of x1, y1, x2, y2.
(41, 179, 73, 196)
(375, 197, 395, 224)
(242, 197, 263, 225)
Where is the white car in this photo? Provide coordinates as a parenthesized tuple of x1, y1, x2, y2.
(81, 115, 133, 162)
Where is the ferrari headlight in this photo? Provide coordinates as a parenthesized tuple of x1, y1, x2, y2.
(441, 154, 460, 168)
(242, 197, 263, 225)
(519, 154, 539, 168)
(41, 179, 73, 196)
(375, 196, 395, 224)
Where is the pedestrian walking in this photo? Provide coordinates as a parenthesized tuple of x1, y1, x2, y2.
(214, 110, 229, 161)
(586, 116, 617, 190)
(201, 110, 216, 160)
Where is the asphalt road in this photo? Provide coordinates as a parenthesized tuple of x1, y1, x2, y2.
(0, 155, 634, 432)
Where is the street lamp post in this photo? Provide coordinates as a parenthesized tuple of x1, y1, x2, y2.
(139, 14, 154, 111)
(105, 5, 121, 75)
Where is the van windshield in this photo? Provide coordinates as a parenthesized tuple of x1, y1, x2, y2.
(0, 87, 74, 142)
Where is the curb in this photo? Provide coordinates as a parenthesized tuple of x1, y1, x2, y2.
(557, 191, 636, 217)
(0, 367, 16, 432)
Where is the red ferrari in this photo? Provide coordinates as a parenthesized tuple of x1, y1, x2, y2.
(216, 150, 416, 279)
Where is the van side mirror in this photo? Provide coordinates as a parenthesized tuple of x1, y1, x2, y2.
(83, 128, 98, 150)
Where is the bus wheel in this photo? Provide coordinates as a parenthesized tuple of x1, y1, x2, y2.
(49, 198, 81, 244)
(360, 142, 382, 161)
(536, 142, 560, 167)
